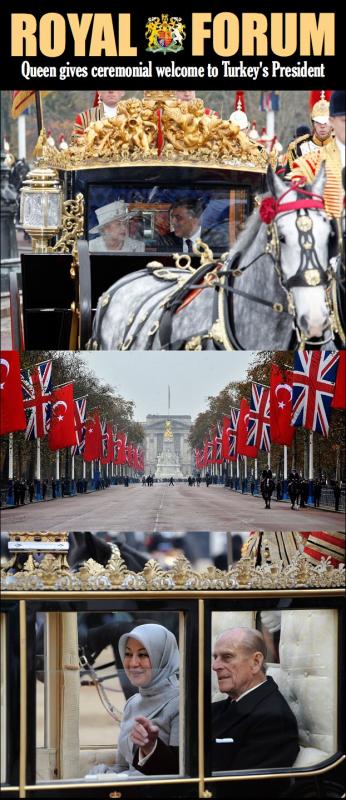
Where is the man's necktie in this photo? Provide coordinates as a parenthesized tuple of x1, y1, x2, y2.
(185, 238, 193, 253)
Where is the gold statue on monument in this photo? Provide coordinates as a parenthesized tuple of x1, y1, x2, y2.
(164, 420, 174, 439)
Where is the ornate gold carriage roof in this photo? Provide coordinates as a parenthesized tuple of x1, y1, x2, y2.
(1, 532, 344, 593)
(35, 91, 274, 173)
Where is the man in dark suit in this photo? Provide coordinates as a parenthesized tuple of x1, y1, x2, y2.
(212, 627, 299, 796)
(158, 198, 229, 255)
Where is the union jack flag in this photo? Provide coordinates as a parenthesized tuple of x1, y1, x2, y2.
(203, 436, 213, 466)
(21, 360, 52, 440)
(291, 352, 339, 436)
(71, 397, 87, 456)
(247, 383, 271, 452)
(222, 409, 239, 461)
(195, 447, 204, 470)
(212, 421, 223, 464)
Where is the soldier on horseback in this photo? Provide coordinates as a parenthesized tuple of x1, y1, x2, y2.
(260, 469, 275, 509)
(288, 471, 301, 510)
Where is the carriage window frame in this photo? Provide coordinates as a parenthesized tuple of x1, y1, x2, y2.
(204, 595, 345, 789)
(0, 597, 199, 797)
(1, 590, 344, 798)
(36, 608, 185, 753)
(73, 164, 264, 253)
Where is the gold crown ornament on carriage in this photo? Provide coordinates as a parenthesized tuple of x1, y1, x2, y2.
(27, 90, 273, 171)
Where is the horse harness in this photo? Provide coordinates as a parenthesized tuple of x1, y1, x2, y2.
(89, 185, 344, 350)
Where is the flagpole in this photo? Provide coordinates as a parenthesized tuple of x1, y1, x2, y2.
(18, 113, 26, 159)
(56, 450, 60, 496)
(7, 434, 14, 506)
(308, 431, 314, 505)
(83, 460, 86, 481)
(35, 91, 43, 135)
(283, 446, 288, 499)
(236, 455, 240, 490)
(35, 439, 42, 500)
(244, 456, 248, 488)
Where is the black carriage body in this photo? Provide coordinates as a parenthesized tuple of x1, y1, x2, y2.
(20, 164, 265, 349)
(1, 591, 345, 799)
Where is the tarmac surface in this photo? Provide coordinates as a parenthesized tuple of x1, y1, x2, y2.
(2, 483, 342, 532)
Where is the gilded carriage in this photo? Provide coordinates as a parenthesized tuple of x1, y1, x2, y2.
(10, 92, 270, 350)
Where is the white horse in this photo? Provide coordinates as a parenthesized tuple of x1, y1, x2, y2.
(88, 167, 344, 351)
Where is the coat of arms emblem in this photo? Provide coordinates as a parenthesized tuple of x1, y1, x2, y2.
(145, 15, 186, 53)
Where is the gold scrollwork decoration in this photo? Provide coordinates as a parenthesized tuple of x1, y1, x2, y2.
(1, 534, 344, 592)
(35, 94, 269, 173)
(49, 193, 84, 258)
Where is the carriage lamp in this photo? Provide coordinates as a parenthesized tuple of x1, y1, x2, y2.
(20, 165, 63, 253)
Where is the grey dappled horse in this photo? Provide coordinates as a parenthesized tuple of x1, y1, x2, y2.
(89, 167, 342, 351)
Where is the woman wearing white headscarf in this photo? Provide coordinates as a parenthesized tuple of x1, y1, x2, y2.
(116, 623, 180, 775)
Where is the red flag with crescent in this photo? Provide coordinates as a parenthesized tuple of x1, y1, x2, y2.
(270, 365, 295, 446)
(0, 351, 26, 435)
(236, 398, 258, 458)
(48, 384, 76, 451)
(83, 411, 103, 461)
(113, 432, 127, 465)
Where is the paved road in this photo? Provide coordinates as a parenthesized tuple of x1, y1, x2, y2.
(2, 484, 342, 532)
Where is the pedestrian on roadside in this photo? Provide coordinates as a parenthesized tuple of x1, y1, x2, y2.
(19, 479, 26, 505)
(250, 477, 255, 495)
(14, 478, 20, 506)
(29, 481, 35, 503)
(51, 477, 56, 499)
(42, 479, 48, 500)
(313, 479, 321, 508)
(333, 481, 341, 511)
(169, 476, 174, 486)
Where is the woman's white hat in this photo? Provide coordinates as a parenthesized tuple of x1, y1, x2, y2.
(89, 200, 135, 234)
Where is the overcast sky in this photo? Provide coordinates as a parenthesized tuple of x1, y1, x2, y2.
(81, 352, 254, 421)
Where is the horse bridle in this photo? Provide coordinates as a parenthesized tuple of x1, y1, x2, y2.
(224, 182, 344, 348)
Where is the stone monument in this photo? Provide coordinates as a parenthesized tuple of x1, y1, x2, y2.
(156, 421, 184, 479)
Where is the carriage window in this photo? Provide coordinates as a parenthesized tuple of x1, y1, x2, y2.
(211, 608, 338, 774)
(86, 186, 248, 255)
(36, 610, 184, 783)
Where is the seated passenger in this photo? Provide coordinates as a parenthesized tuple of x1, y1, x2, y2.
(212, 627, 299, 786)
(88, 623, 180, 778)
(89, 200, 145, 253)
(157, 198, 229, 254)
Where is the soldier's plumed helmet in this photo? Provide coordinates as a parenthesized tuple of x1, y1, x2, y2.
(311, 97, 330, 123)
(329, 90, 346, 117)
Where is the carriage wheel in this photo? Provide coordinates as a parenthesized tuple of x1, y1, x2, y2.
(9, 271, 24, 351)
